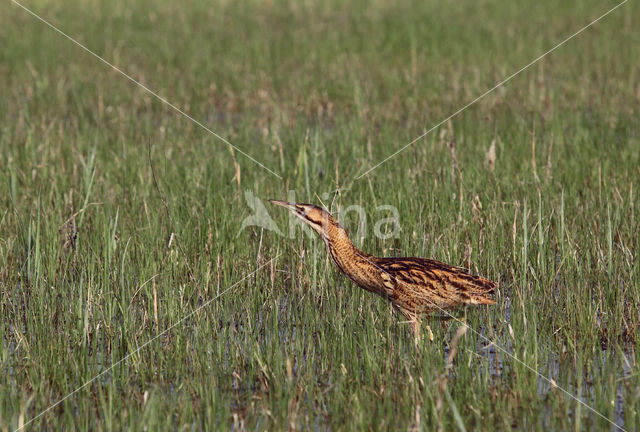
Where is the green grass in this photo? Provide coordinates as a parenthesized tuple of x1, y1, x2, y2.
(1, 0, 639, 430)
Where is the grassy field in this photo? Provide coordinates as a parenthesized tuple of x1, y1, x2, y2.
(1, 0, 639, 430)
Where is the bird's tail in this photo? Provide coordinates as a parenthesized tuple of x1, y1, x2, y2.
(469, 294, 496, 305)
(463, 274, 497, 305)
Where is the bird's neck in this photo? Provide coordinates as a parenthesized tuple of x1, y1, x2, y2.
(323, 226, 377, 287)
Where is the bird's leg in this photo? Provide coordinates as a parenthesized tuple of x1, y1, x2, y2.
(409, 318, 434, 345)
(410, 319, 421, 346)
(425, 325, 434, 342)
(399, 308, 433, 346)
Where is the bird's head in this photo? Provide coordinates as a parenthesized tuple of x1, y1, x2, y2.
(268, 200, 345, 241)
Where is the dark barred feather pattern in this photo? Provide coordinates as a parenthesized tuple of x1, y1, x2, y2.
(372, 257, 496, 316)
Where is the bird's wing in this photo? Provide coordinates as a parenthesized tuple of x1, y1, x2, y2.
(375, 257, 496, 297)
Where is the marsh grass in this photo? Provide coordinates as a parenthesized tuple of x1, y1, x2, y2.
(1, 0, 639, 430)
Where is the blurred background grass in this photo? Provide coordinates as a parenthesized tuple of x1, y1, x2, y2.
(1, 0, 639, 430)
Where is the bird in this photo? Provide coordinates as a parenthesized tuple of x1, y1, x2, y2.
(269, 200, 497, 342)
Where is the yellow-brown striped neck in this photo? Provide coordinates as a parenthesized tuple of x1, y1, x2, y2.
(321, 224, 379, 290)
(271, 201, 382, 290)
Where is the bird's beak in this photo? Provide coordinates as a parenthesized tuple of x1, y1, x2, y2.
(268, 199, 301, 215)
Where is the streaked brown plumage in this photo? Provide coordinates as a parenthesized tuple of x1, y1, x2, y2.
(269, 200, 496, 340)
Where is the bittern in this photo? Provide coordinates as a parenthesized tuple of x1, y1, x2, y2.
(270, 200, 497, 341)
